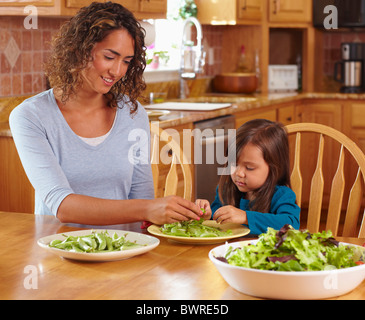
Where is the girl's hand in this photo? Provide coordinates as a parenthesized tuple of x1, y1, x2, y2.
(195, 199, 212, 219)
(213, 205, 247, 225)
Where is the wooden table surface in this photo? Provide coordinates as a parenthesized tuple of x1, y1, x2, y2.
(1, 211, 365, 301)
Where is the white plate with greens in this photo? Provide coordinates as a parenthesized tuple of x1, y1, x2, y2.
(147, 220, 250, 244)
(38, 229, 160, 262)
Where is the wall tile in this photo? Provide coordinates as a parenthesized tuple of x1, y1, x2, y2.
(0, 16, 67, 97)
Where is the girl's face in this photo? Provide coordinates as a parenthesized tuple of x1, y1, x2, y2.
(231, 142, 270, 197)
(81, 29, 134, 96)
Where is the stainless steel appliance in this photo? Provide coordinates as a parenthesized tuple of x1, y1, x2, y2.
(193, 115, 235, 203)
(334, 42, 365, 93)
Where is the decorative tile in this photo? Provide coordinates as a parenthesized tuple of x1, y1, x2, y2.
(4, 37, 20, 69)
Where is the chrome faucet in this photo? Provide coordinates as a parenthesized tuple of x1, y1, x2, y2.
(180, 17, 205, 99)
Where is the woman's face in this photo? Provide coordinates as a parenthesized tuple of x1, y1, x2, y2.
(231, 142, 270, 197)
(81, 28, 134, 95)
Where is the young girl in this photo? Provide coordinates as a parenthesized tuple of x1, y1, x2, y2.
(196, 119, 300, 235)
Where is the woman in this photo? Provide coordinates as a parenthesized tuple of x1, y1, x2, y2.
(10, 2, 201, 225)
(196, 119, 300, 235)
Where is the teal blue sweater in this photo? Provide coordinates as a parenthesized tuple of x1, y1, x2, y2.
(211, 185, 300, 235)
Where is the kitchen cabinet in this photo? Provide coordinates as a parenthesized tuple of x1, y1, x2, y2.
(235, 107, 276, 128)
(238, 0, 263, 21)
(139, 0, 166, 14)
(195, 0, 314, 94)
(115, 0, 167, 19)
(268, 0, 311, 24)
(0, 136, 34, 213)
(0, 0, 167, 19)
(0, 0, 78, 16)
(195, 0, 263, 25)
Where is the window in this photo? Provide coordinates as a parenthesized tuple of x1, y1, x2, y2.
(145, 0, 193, 71)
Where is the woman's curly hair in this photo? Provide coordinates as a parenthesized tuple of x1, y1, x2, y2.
(44, 1, 146, 114)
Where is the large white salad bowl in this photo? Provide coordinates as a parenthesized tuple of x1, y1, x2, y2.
(209, 241, 365, 300)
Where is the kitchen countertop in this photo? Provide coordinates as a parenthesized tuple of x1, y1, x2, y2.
(1, 92, 365, 137)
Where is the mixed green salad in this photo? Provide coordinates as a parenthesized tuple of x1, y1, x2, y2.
(219, 225, 365, 271)
(160, 218, 232, 238)
(49, 230, 145, 253)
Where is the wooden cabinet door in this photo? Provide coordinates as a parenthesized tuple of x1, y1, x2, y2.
(139, 0, 166, 13)
(65, 0, 97, 9)
(237, 0, 263, 21)
(235, 108, 276, 128)
(113, 0, 138, 11)
(269, 0, 311, 23)
(0, 136, 34, 213)
(0, 0, 54, 6)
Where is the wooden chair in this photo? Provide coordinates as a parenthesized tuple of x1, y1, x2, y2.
(150, 123, 193, 201)
(285, 123, 365, 237)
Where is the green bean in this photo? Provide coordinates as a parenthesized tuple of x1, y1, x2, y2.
(77, 237, 92, 252)
(49, 239, 63, 247)
(48, 230, 146, 253)
(95, 232, 106, 250)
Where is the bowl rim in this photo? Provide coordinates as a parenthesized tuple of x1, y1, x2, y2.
(209, 240, 365, 276)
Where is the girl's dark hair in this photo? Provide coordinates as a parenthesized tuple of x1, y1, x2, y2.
(44, 1, 146, 114)
(218, 119, 291, 213)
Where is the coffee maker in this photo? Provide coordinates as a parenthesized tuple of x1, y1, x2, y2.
(334, 42, 365, 93)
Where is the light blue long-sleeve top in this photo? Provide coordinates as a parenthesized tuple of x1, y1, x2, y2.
(210, 185, 300, 235)
(9, 89, 154, 216)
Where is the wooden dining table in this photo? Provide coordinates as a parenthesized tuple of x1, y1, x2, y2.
(1, 211, 365, 302)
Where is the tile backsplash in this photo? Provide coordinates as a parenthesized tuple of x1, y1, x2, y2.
(322, 30, 365, 76)
(0, 16, 222, 98)
(2, 14, 365, 98)
(0, 16, 66, 97)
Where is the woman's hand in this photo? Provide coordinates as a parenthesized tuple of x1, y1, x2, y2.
(195, 199, 212, 220)
(146, 196, 203, 225)
(213, 205, 247, 225)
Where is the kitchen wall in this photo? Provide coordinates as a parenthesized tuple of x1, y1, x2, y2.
(2, 14, 365, 98)
(0, 16, 66, 97)
(322, 30, 365, 76)
(0, 16, 223, 98)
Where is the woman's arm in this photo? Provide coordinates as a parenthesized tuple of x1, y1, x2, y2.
(57, 194, 202, 225)
(9, 99, 202, 224)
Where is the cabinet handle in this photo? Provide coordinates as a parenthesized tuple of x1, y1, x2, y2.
(273, 0, 280, 14)
(241, 0, 247, 10)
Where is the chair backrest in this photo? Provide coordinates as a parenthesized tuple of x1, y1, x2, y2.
(150, 123, 192, 201)
(285, 123, 365, 237)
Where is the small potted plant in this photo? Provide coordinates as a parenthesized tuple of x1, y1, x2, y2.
(147, 50, 170, 69)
